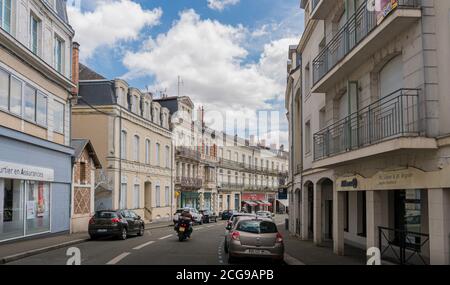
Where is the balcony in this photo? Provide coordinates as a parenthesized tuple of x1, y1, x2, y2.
(219, 183, 245, 191)
(175, 177, 203, 190)
(218, 158, 245, 171)
(176, 146, 201, 161)
(310, 0, 336, 20)
(312, 0, 421, 93)
(313, 89, 437, 167)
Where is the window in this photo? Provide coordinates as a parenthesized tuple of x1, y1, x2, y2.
(305, 121, 311, 154)
(133, 184, 140, 209)
(155, 185, 160, 207)
(133, 135, 140, 162)
(145, 139, 151, 164)
(54, 36, 64, 73)
(10, 76, 21, 115)
(155, 143, 160, 166)
(53, 100, 64, 134)
(36, 92, 47, 126)
(79, 162, 86, 184)
(0, 0, 12, 33)
(120, 183, 127, 209)
(30, 14, 40, 55)
(144, 101, 150, 119)
(0, 69, 8, 109)
(121, 131, 127, 159)
(24, 85, 35, 122)
(234, 194, 240, 211)
(165, 146, 170, 168)
(165, 186, 170, 207)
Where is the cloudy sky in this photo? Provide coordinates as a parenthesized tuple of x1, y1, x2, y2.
(67, 0, 304, 148)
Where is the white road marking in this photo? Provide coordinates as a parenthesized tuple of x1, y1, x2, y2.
(284, 253, 305, 265)
(106, 252, 131, 265)
(133, 241, 155, 250)
(206, 225, 215, 228)
(197, 227, 204, 230)
(159, 234, 173, 240)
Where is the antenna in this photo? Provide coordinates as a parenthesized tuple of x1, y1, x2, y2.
(177, 76, 184, 97)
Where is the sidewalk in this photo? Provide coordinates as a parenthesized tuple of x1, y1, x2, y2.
(275, 215, 366, 265)
(0, 220, 173, 264)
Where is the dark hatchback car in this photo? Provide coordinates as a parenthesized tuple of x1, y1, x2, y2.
(221, 210, 237, 220)
(88, 210, 145, 240)
(200, 210, 218, 223)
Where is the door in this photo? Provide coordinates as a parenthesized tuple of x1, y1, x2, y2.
(122, 210, 136, 232)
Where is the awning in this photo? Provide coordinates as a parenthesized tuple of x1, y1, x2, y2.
(257, 200, 272, 206)
(242, 200, 258, 207)
(277, 199, 289, 207)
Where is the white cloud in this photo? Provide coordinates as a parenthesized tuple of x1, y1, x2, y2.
(122, 10, 296, 147)
(207, 0, 240, 11)
(67, 0, 162, 60)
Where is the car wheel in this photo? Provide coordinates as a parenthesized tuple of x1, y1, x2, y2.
(137, 225, 144, 236)
(119, 228, 127, 240)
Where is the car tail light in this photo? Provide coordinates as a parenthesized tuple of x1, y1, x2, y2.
(231, 231, 240, 241)
(111, 218, 121, 223)
(276, 232, 283, 243)
(89, 217, 95, 224)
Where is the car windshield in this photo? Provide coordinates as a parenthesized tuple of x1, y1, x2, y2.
(95, 211, 118, 218)
(236, 220, 277, 234)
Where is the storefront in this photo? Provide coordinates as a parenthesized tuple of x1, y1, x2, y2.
(180, 192, 200, 210)
(241, 193, 267, 213)
(0, 126, 73, 243)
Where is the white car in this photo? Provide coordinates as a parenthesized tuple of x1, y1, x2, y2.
(173, 208, 203, 225)
(256, 211, 274, 219)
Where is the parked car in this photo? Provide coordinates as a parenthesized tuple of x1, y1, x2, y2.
(88, 210, 145, 240)
(221, 210, 237, 220)
(199, 209, 218, 223)
(226, 213, 257, 231)
(256, 211, 274, 219)
(225, 218, 284, 264)
(173, 208, 203, 225)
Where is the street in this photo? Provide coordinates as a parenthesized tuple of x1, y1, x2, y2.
(7, 219, 288, 265)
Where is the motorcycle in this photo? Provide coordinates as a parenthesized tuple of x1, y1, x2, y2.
(174, 219, 193, 242)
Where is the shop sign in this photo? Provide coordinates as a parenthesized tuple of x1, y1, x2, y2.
(0, 161, 54, 182)
(242, 193, 266, 201)
(340, 178, 358, 189)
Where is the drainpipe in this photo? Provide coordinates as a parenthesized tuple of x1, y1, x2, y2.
(170, 139, 174, 221)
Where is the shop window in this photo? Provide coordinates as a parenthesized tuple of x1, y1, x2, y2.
(0, 179, 24, 240)
(25, 181, 50, 236)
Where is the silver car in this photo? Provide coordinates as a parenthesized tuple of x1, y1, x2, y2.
(256, 211, 274, 219)
(225, 218, 284, 263)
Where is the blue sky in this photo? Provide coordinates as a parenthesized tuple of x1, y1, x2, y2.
(68, 0, 304, 147)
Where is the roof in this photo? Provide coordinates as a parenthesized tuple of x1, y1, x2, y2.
(71, 139, 102, 169)
(55, 0, 69, 24)
(78, 80, 116, 106)
(79, 63, 106, 80)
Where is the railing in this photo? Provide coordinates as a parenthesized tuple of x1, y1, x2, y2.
(176, 146, 201, 161)
(379, 226, 430, 265)
(175, 176, 203, 189)
(219, 183, 245, 191)
(314, 89, 420, 160)
(313, 0, 420, 84)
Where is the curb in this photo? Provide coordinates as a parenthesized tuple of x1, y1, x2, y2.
(0, 238, 89, 265)
(284, 253, 305, 265)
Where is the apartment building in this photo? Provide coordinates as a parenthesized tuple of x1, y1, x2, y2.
(216, 133, 289, 214)
(0, 0, 75, 242)
(155, 97, 219, 212)
(287, 0, 450, 264)
(72, 65, 174, 223)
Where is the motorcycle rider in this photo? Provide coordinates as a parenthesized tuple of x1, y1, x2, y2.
(175, 209, 194, 237)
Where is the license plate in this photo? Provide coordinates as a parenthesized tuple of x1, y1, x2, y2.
(179, 227, 185, 232)
(97, 229, 107, 233)
(247, 249, 268, 255)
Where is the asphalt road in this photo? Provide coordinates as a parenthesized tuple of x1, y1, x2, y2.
(8, 221, 232, 265)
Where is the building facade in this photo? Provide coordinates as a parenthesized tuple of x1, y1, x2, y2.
(216, 133, 289, 214)
(287, 0, 450, 265)
(155, 97, 219, 213)
(72, 66, 174, 223)
(70, 139, 101, 233)
(0, 0, 75, 242)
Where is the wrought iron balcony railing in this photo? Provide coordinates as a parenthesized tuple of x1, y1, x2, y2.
(175, 176, 203, 189)
(176, 146, 201, 161)
(313, 89, 420, 161)
(313, 0, 420, 85)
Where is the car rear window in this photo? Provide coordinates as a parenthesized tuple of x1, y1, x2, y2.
(236, 220, 277, 234)
(176, 209, 184, 214)
(95, 211, 118, 218)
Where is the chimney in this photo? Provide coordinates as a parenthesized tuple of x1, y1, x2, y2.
(71, 42, 80, 101)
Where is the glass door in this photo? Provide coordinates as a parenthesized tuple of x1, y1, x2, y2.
(0, 179, 25, 241)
